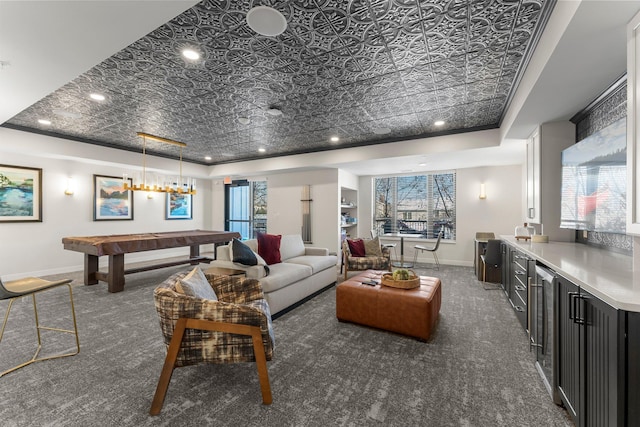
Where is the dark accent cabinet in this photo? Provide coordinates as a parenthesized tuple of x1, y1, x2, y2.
(556, 274, 623, 427)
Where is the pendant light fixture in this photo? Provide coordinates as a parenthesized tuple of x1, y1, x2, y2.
(123, 132, 196, 195)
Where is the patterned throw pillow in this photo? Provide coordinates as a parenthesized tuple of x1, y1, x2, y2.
(231, 238, 258, 266)
(347, 238, 366, 257)
(363, 237, 382, 256)
(175, 267, 218, 301)
(257, 232, 282, 265)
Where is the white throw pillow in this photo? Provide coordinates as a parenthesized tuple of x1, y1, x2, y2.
(175, 267, 217, 301)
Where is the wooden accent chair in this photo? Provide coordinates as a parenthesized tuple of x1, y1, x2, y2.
(0, 276, 79, 377)
(342, 239, 391, 280)
(150, 271, 275, 415)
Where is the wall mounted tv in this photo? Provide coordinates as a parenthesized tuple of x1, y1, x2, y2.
(560, 118, 626, 233)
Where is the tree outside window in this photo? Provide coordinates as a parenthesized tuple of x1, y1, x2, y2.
(374, 173, 456, 240)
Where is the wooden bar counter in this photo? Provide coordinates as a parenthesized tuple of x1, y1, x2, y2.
(62, 230, 239, 292)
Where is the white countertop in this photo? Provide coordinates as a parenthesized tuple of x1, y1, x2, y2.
(501, 236, 640, 312)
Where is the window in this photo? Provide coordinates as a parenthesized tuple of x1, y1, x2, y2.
(225, 180, 267, 239)
(374, 173, 456, 240)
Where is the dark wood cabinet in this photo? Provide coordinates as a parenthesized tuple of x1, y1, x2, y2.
(510, 248, 533, 331)
(556, 275, 622, 427)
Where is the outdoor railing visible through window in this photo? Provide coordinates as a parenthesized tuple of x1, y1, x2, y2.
(225, 180, 267, 239)
(374, 173, 456, 240)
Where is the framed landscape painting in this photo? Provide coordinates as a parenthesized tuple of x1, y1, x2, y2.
(166, 192, 192, 220)
(0, 164, 42, 222)
(93, 174, 133, 221)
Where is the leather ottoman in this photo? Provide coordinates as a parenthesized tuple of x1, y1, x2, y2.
(336, 270, 441, 341)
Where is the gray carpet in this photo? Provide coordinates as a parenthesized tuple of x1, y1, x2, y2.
(0, 264, 572, 426)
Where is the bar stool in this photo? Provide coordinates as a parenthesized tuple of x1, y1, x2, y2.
(0, 276, 80, 377)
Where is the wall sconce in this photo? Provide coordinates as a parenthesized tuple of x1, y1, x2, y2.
(64, 177, 76, 196)
(479, 183, 487, 200)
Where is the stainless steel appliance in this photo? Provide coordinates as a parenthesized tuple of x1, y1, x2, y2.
(530, 265, 561, 405)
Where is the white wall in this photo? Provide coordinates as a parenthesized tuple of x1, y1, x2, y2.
(211, 169, 341, 253)
(0, 129, 212, 280)
(265, 169, 339, 253)
(1, 128, 524, 278)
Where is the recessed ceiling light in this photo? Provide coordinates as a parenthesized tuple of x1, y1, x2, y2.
(258, 147, 266, 153)
(182, 49, 200, 60)
(266, 107, 282, 116)
(89, 93, 105, 101)
(238, 117, 250, 125)
(330, 136, 339, 142)
(38, 119, 51, 125)
(419, 163, 427, 167)
(434, 120, 445, 126)
(246, 6, 287, 37)
(373, 127, 391, 135)
(204, 156, 212, 161)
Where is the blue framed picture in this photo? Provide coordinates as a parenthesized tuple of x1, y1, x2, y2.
(0, 164, 42, 222)
(93, 174, 134, 221)
(166, 192, 192, 220)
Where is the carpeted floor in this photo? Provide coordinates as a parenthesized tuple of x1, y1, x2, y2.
(0, 264, 572, 426)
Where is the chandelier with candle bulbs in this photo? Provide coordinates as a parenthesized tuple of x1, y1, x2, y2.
(123, 132, 197, 195)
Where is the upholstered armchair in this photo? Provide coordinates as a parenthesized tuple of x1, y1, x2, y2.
(150, 270, 275, 415)
(342, 238, 391, 280)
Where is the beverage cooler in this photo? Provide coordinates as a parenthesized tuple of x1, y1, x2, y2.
(531, 265, 561, 405)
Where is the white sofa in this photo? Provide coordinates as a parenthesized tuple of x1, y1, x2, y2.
(210, 234, 338, 316)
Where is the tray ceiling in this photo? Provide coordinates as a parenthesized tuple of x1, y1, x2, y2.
(2, 0, 555, 165)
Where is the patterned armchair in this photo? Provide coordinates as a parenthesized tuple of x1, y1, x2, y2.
(150, 271, 275, 415)
(342, 239, 391, 280)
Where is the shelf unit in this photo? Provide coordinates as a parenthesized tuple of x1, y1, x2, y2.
(340, 188, 358, 239)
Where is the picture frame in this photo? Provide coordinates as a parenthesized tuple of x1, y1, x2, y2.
(0, 164, 42, 222)
(93, 174, 134, 221)
(166, 192, 192, 220)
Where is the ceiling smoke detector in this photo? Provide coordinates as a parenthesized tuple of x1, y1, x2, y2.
(246, 6, 287, 36)
(238, 117, 250, 125)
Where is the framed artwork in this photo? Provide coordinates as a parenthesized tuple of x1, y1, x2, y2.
(0, 164, 42, 222)
(166, 192, 192, 220)
(93, 174, 134, 221)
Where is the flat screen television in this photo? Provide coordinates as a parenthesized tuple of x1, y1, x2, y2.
(560, 118, 626, 233)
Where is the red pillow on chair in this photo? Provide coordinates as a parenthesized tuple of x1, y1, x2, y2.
(347, 238, 366, 257)
(257, 232, 282, 265)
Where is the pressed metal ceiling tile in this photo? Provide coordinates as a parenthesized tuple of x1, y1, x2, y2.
(3, 0, 556, 164)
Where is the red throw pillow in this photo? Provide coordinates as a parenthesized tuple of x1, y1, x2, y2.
(257, 232, 282, 265)
(347, 238, 366, 257)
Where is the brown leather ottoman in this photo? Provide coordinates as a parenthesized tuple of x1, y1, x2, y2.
(336, 270, 441, 341)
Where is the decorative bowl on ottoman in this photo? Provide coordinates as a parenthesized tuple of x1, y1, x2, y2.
(381, 269, 420, 289)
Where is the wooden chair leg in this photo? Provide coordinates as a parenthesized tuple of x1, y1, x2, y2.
(251, 329, 272, 405)
(150, 318, 187, 416)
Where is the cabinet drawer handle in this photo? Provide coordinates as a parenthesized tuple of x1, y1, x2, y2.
(568, 291, 579, 321)
(515, 270, 526, 276)
(515, 285, 525, 292)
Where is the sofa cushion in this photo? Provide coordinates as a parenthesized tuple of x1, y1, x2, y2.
(364, 237, 382, 256)
(231, 238, 257, 266)
(286, 255, 336, 274)
(279, 234, 306, 261)
(175, 267, 217, 301)
(258, 262, 312, 293)
(347, 238, 366, 257)
(257, 232, 282, 265)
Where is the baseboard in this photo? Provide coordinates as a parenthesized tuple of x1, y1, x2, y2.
(272, 281, 337, 320)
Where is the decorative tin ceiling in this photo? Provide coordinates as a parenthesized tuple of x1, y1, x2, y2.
(3, 0, 554, 165)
